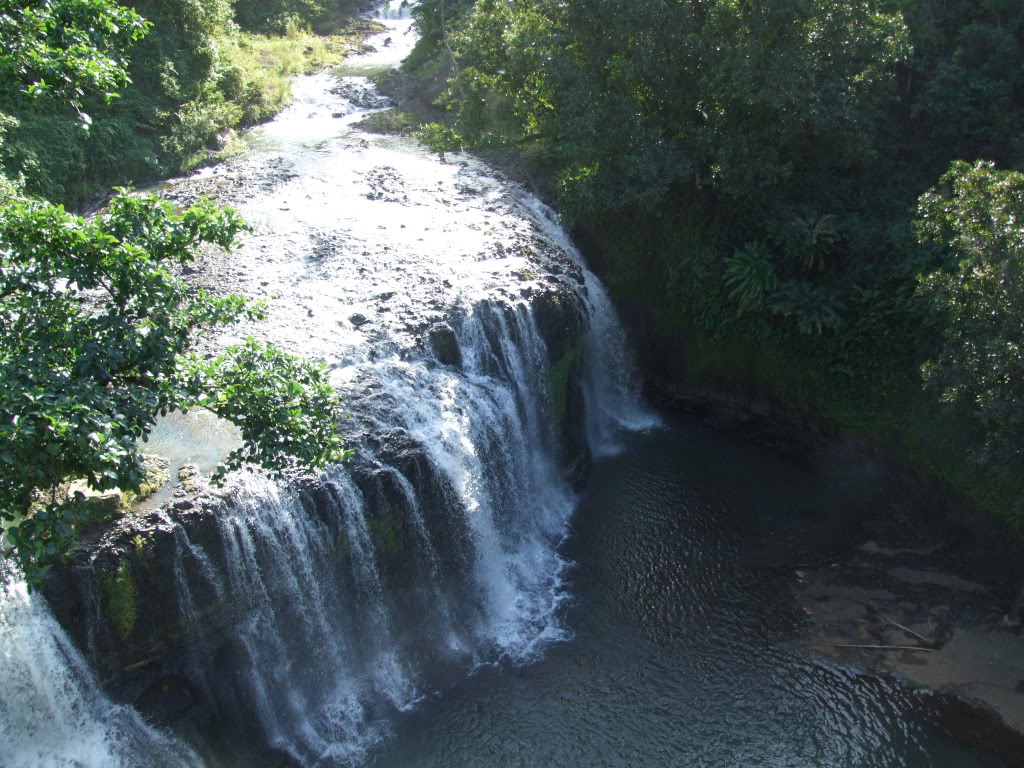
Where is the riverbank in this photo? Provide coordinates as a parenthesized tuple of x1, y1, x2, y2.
(791, 536, 1024, 736)
(671, 400, 1024, 758)
(10, 2, 383, 209)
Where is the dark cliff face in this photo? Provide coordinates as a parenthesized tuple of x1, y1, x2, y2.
(41, 284, 590, 758)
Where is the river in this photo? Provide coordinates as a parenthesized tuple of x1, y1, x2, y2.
(0, 2, 1012, 766)
(371, 412, 1005, 768)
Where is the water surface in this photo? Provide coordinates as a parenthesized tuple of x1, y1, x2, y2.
(371, 411, 1003, 768)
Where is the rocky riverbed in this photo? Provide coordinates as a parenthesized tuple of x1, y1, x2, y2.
(792, 532, 1024, 749)
(644, 395, 1024, 762)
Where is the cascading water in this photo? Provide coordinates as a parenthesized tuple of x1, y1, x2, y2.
(520, 197, 662, 455)
(0, 563, 203, 768)
(169, 301, 594, 764)
(0, 2, 657, 765)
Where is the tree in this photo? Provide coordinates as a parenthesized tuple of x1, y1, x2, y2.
(0, 0, 150, 119)
(419, 0, 909, 215)
(0, 0, 349, 583)
(0, 191, 350, 582)
(916, 160, 1024, 462)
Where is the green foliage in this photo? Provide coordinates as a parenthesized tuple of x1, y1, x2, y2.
(547, 340, 581, 425)
(0, 191, 349, 583)
(429, 0, 910, 215)
(413, 0, 476, 55)
(769, 280, 846, 336)
(425, 0, 1024, 520)
(724, 242, 776, 316)
(367, 515, 403, 556)
(0, 0, 153, 201)
(234, 0, 326, 33)
(416, 122, 464, 157)
(916, 160, 1024, 461)
(771, 210, 840, 272)
(0, 0, 149, 118)
(0, 0, 370, 206)
(194, 339, 348, 482)
(910, 6, 1024, 166)
(101, 559, 138, 641)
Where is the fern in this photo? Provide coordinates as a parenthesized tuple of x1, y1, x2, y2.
(769, 280, 846, 335)
(723, 241, 777, 316)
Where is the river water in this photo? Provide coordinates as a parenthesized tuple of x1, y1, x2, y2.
(0, 2, 1012, 766)
(371, 413, 1005, 768)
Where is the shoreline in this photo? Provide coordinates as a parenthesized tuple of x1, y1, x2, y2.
(643, 396, 1024, 761)
(665, 396, 1024, 760)
(790, 538, 1024, 764)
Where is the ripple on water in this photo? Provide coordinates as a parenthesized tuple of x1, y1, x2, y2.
(369, 415, 1008, 768)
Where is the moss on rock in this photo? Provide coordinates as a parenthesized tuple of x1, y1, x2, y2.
(548, 341, 582, 426)
(367, 515, 403, 556)
(102, 560, 138, 642)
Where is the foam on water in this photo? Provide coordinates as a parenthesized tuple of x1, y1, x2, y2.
(0, 564, 202, 768)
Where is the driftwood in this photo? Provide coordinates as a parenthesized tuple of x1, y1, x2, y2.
(883, 616, 935, 646)
(801, 643, 935, 652)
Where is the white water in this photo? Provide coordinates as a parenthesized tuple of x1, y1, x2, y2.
(0, 564, 202, 768)
(167, 301, 588, 764)
(521, 196, 663, 455)
(0, 1, 657, 765)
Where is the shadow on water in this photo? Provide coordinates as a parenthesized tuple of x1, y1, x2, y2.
(369, 409, 1007, 768)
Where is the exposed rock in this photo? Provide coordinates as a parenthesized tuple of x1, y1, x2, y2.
(67, 482, 123, 517)
(331, 79, 394, 111)
(792, 529, 1024, 750)
(428, 323, 461, 367)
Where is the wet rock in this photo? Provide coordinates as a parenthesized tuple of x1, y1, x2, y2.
(364, 165, 409, 203)
(134, 675, 200, 725)
(428, 323, 461, 367)
(67, 481, 123, 518)
(331, 79, 393, 111)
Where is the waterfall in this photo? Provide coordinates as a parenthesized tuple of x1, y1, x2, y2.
(0, 199, 655, 768)
(0, 217, 653, 768)
(519, 195, 662, 455)
(0, 563, 202, 768)
(164, 299, 594, 764)
(0, 0, 659, 762)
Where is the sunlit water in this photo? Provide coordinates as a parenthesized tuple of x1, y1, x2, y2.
(0, 2, 1010, 767)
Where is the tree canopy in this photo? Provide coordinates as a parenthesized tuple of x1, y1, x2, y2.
(0, 0, 149, 116)
(418, 0, 910, 214)
(917, 161, 1024, 464)
(0, 0, 351, 583)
